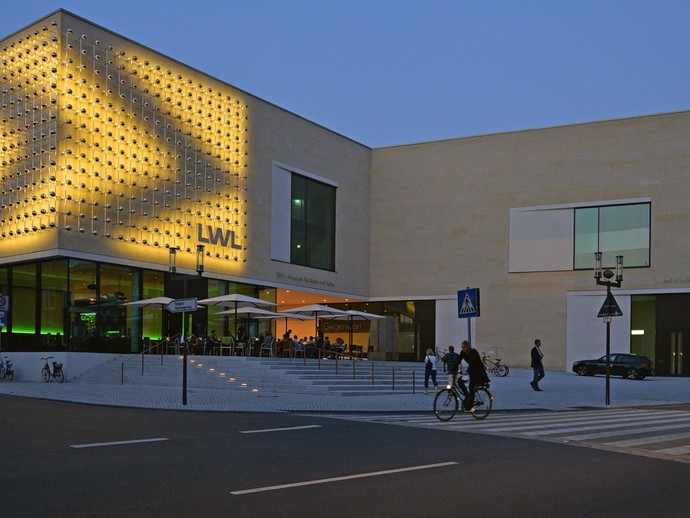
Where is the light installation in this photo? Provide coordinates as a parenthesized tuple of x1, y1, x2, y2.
(0, 18, 249, 269)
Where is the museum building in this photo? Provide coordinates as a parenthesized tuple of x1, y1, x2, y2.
(2, 9, 690, 373)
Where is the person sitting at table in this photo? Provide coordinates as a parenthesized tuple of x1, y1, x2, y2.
(323, 336, 333, 358)
(334, 337, 347, 357)
(283, 329, 292, 341)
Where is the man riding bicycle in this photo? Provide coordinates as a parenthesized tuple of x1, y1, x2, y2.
(458, 340, 490, 412)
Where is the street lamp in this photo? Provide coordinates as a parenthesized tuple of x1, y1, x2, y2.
(594, 252, 623, 405)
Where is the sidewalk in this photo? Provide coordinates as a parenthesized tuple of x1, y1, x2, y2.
(1, 368, 688, 413)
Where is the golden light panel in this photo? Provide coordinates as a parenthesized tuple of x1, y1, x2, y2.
(0, 20, 249, 265)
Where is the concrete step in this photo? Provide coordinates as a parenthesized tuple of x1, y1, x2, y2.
(73, 354, 421, 395)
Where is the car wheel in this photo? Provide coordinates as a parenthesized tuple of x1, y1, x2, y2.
(575, 365, 590, 376)
(626, 368, 640, 380)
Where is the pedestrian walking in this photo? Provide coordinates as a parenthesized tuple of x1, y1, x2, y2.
(530, 339, 544, 391)
(423, 348, 438, 394)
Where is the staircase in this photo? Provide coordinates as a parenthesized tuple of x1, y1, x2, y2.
(73, 354, 427, 396)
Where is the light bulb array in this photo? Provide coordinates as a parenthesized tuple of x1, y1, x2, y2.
(0, 20, 249, 264)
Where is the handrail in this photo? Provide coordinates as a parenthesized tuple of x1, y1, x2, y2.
(120, 340, 165, 385)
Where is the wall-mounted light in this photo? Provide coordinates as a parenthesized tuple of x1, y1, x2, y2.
(196, 244, 204, 277)
(168, 247, 176, 274)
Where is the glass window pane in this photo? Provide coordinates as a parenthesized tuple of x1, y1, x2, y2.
(574, 203, 650, 269)
(574, 207, 599, 269)
(290, 174, 336, 270)
(599, 204, 650, 267)
(141, 269, 164, 341)
(41, 259, 69, 335)
(12, 264, 36, 334)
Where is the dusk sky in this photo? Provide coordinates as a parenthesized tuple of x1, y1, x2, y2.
(3, 1, 689, 147)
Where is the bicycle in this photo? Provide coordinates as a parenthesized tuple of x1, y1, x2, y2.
(0, 355, 14, 381)
(433, 374, 493, 421)
(481, 352, 509, 377)
(41, 356, 65, 383)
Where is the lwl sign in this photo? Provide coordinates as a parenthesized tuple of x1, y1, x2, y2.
(197, 224, 242, 249)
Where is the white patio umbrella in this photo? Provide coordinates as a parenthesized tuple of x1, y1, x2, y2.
(122, 296, 174, 309)
(279, 304, 349, 338)
(256, 311, 314, 338)
(329, 309, 386, 352)
(198, 294, 277, 337)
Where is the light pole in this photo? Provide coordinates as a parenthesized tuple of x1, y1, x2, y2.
(168, 246, 204, 406)
(594, 252, 623, 406)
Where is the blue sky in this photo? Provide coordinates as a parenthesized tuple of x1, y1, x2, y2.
(3, 1, 689, 147)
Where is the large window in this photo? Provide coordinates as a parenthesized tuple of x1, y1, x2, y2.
(574, 203, 650, 269)
(291, 174, 336, 271)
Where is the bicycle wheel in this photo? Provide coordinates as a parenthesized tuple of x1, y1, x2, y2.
(497, 364, 509, 377)
(433, 388, 458, 421)
(42, 366, 50, 382)
(471, 387, 493, 420)
(6, 369, 13, 381)
(54, 369, 65, 383)
(0, 365, 6, 380)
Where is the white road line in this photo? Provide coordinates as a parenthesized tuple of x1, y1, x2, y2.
(605, 431, 690, 447)
(70, 438, 168, 449)
(564, 422, 690, 441)
(523, 416, 690, 437)
(239, 425, 322, 434)
(230, 462, 458, 495)
(655, 445, 690, 455)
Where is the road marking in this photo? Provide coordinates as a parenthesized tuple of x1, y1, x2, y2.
(239, 424, 322, 434)
(656, 445, 690, 455)
(230, 462, 458, 495)
(605, 431, 690, 447)
(70, 438, 168, 449)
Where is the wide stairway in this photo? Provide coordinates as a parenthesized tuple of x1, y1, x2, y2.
(73, 354, 428, 396)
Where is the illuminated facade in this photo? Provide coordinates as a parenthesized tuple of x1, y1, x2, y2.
(3, 10, 690, 373)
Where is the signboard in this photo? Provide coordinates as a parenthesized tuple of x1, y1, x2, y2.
(457, 288, 480, 319)
(166, 298, 198, 313)
(597, 292, 623, 318)
(0, 294, 8, 310)
(0, 309, 5, 327)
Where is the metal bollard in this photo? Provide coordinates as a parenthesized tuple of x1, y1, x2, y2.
(412, 371, 415, 394)
(352, 357, 356, 380)
(392, 367, 395, 391)
(371, 362, 375, 385)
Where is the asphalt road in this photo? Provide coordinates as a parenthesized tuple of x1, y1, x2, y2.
(2, 395, 689, 517)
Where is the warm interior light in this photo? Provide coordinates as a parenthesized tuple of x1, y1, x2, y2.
(631, 330, 645, 336)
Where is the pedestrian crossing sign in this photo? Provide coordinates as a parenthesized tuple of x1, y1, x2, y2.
(457, 288, 480, 319)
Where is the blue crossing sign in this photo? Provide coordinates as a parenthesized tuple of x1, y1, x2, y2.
(457, 288, 480, 319)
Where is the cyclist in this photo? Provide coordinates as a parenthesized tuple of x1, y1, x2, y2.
(459, 340, 490, 412)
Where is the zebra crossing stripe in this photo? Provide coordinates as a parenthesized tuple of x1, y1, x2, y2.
(605, 431, 690, 448)
(564, 421, 690, 441)
(522, 415, 690, 437)
(655, 445, 690, 455)
(468, 412, 687, 433)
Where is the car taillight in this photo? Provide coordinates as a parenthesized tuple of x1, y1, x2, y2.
(641, 362, 649, 368)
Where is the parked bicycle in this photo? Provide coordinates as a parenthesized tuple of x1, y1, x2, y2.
(41, 356, 64, 383)
(481, 352, 509, 377)
(433, 374, 493, 421)
(0, 355, 14, 381)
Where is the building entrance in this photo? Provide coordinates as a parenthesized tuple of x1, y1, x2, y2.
(632, 293, 690, 376)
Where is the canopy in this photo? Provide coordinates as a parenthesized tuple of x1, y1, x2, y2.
(122, 296, 174, 309)
(279, 304, 349, 337)
(328, 310, 387, 350)
(198, 294, 277, 337)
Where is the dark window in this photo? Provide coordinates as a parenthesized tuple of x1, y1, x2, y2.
(290, 174, 335, 271)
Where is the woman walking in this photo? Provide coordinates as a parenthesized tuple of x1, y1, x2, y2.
(424, 348, 439, 395)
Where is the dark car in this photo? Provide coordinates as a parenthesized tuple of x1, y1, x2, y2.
(572, 353, 654, 380)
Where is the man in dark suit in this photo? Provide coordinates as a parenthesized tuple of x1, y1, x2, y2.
(530, 339, 544, 391)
